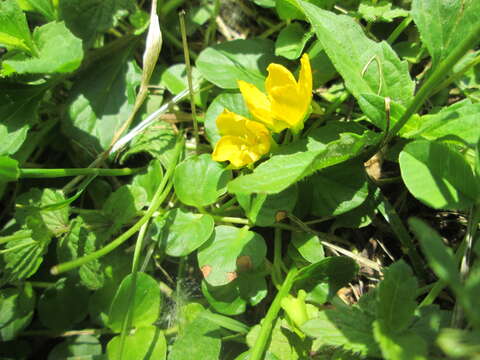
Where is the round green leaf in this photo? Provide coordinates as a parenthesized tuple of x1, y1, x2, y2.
(204, 92, 250, 146)
(38, 278, 89, 331)
(275, 22, 313, 60)
(197, 226, 267, 286)
(108, 273, 161, 332)
(107, 326, 166, 360)
(159, 208, 214, 257)
(131, 159, 163, 202)
(48, 335, 102, 360)
(201, 281, 246, 316)
(196, 38, 282, 90)
(168, 315, 221, 360)
(174, 154, 231, 207)
(399, 140, 479, 210)
(0, 284, 35, 341)
(310, 160, 369, 216)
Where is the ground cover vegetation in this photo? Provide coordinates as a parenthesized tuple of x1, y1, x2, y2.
(0, 0, 480, 358)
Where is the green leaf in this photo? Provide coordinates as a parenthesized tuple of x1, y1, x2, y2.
(201, 280, 246, 315)
(131, 159, 163, 202)
(59, 0, 135, 44)
(299, 2, 414, 105)
(62, 44, 141, 153)
(38, 277, 89, 331)
(411, 0, 480, 70)
(88, 250, 131, 326)
(373, 320, 428, 360)
(57, 217, 104, 290)
(198, 225, 267, 286)
(376, 261, 418, 334)
(464, 263, 480, 328)
(168, 315, 221, 360)
(294, 257, 358, 301)
(0, 84, 46, 156)
(107, 272, 161, 332)
(18, 0, 57, 21)
(0, 156, 20, 182)
(48, 335, 102, 360)
(107, 326, 166, 360)
(399, 140, 479, 210)
(408, 218, 462, 295)
(204, 92, 250, 146)
(301, 305, 380, 357)
(102, 184, 146, 235)
(174, 154, 231, 207)
(290, 232, 324, 264)
(0, 0, 34, 53)
(121, 127, 177, 169)
(3, 21, 83, 75)
(358, 1, 408, 23)
(157, 208, 214, 257)
(275, 23, 314, 60)
(0, 283, 35, 341)
(196, 38, 284, 90)
(199, 311, 250, 334)
(309, 160, 368, 217)
(306, 40, 337, 88)
(247, 318, 310, 360)
(228, 123, 377, 195)
(1, 218, 50, 284)
(237, 185, 298, 227)
(358, 94, 422, 136)
(160, 63, 202, 95)
(412, 102, 480, 147)
(16, 188, 70, 237)
(437, 328, 480, 359)
(276, 0, 305, 20)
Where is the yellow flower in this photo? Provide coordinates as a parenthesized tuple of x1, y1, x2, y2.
(238, 53, 312, 134)
(212, 109, 271, 168)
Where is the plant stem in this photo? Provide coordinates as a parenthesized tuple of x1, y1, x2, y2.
(390, 20, 480, 137)
(249, 267, 298, 360)
(50, 138, 184, 275)
(451, 205, 480, 327)
(179, 10, 200, 154)
(19, 167, 143, 178)
(387, 16, 412, 44)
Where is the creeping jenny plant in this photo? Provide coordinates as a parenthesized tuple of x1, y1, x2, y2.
(238, 53, 312, 134)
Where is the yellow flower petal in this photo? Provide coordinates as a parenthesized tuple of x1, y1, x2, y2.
(212, 110, 272, 168)
(212, 136, 250, 168)
(267, 54, 312, 132)
(237, 80, 275, 129)
(265, 63, 297, 93)
(298, 53, 312, 103)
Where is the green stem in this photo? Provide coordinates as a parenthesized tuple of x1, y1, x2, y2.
(210, 215, 250, 225)
(249, 267, 298, 360)
(19, 167, 143, 178)
(451, 205, 480, 327)
(432, 54, 480, 96)
(387, 16, 412, 44)
(390, 20, 480, 137)
(179, 10, 200, 154)
(51, 138, 184, 275)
